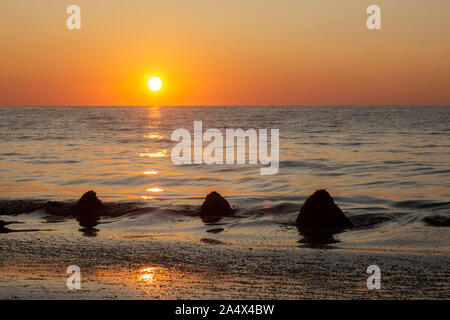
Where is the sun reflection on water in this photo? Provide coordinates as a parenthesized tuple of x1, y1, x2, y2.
(139, 151, 167, 158)
(144, 133, 163, 139)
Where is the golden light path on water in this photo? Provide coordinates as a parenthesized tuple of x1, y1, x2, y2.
(144, 171, 158, 175)
(139, 151, 167, 158)
(144, 133, 163, 139)
(140, 106, 166, 198)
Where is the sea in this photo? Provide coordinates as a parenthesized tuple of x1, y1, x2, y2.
(0, 106, 449, 252)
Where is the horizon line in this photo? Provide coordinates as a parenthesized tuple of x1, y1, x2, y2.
(1, 104, 450, 108)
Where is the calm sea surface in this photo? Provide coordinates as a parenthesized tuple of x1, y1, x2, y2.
(1, 106, 449, 203)
(0, 106, 449, 251)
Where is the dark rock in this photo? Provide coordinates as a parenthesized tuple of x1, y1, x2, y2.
(206, 227, 225, 234)
(0, 220, 8, 233)
(296, 189, 352, 232)
(200, 238, 224, 245)
(73, 191, 103, 236)
(200, 192, 234, 217)
(74, 190, 104, 216)
(423, 215, 450, 227)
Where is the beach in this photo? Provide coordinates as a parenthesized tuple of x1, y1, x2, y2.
(0, 197, 449, 299)
(0, 225, 448, 299)
(0, 106, 449, 299)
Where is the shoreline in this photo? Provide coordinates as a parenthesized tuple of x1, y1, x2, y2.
(1, 230, 449, 299)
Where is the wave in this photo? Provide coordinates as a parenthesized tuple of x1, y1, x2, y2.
(348, 213, 393, 229)
(391, 200, 450, 210)
(2, 195, 450, 215)
(1, 198, 448, 253)
(1, 197, 448, 232)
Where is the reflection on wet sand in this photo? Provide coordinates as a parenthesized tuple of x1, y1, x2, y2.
(139, 267, 155, 283)
(296, 226, 338, 246)
(200, 215, 224, 224)
(77, 215, 100, 237)
(0, 264, 195, 299)
(0, 219, 47, 234)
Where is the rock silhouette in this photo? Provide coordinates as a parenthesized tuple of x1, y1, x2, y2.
(200, 192, 234, 217)
(74, 190, 104, 216)
(296, 189, 351, 236)
(72, 191, 103, 236)
(0, 220, 8, 233)
(423, 215, 450, 227)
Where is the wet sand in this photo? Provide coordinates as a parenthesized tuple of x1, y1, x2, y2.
(1, 229, 448, 299)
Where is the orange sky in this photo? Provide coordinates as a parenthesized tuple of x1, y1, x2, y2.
(0, 0, 449, 106)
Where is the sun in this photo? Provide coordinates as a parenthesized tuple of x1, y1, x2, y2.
(147, 76, 162, 92)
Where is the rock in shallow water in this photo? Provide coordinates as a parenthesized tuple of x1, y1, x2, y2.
(296, 189, 352, 232)
(200, 192, 234, 217)
(74, 190, 104, 215)
(423, 215, 450, 227)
